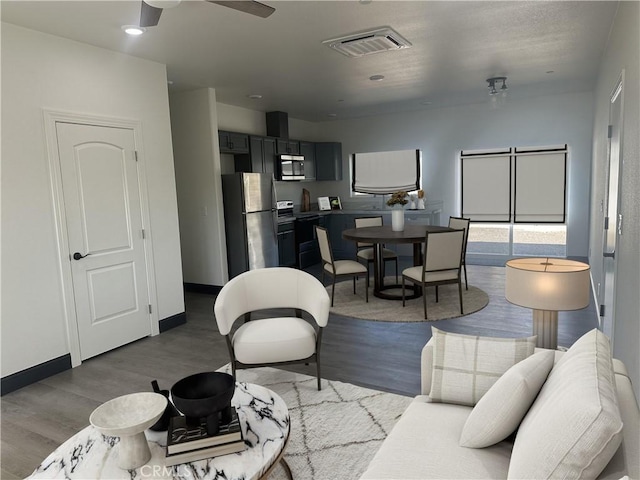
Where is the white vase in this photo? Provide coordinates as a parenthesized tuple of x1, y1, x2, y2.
(391, 207, 405, 232)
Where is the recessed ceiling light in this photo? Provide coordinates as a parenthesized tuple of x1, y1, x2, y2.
(421, 100, 432, 105)
(247, 94, 263, 100)
(167, 80, 174, 85)
(122, 25, 146, 36)
(327, 113, 337, 117)
(369, 74, 385, 81)
(546, 70, 555, 74)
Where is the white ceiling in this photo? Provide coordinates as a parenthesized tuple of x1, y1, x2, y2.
(1, 0, 619, 122)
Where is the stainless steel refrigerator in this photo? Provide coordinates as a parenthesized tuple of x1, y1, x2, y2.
(222, 173, 279, 279)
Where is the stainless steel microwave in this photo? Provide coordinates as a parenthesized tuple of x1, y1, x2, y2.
(278, 154, 305, 181)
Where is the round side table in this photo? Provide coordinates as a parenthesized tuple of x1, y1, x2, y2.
(29, 382, 291, 480)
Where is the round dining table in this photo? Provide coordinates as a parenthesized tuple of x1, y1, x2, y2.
(342, 224, 452, 300)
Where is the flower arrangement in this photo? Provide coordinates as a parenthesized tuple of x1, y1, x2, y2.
(386, 191, 409, 207)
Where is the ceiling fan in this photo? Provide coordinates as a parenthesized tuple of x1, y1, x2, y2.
(140, 0, 275, 27)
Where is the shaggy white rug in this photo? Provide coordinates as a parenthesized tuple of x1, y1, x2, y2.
(218, 365, 413, 480)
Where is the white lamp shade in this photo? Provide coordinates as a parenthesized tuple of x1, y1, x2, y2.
(144, 0, 181, 8)
(505, 258, 590, 311)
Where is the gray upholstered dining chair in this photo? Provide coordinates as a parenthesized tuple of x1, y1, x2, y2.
(448, 216, 471, 289)
(401, 229, 465, 319)
(213, 267, 330, 390)
(315, 225, 368, 307)
(354, 216, 399, 283)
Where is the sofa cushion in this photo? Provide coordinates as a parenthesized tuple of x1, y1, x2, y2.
(429, 327, 536, 406)
(360, 396, 512, 479)
(508, 329, 623, 479)
(460, 350, 554, 448)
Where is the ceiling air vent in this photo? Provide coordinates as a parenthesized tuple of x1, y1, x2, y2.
(323, 27, 412, 58)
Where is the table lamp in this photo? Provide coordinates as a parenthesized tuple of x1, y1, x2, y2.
(505, 257, 590, 349)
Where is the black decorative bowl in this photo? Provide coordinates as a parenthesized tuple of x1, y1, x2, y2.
(171, 372, 235, 436)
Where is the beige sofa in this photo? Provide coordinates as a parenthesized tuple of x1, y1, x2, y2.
(360, 330, 639, 479)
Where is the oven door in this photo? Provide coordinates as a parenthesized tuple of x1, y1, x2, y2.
(279, 155, 305, 181)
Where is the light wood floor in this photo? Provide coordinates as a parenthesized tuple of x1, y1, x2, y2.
(0, 264, 598, 478)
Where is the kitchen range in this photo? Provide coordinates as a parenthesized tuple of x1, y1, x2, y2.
(276, 201, 296, 268)
(277, 201, 323, 269)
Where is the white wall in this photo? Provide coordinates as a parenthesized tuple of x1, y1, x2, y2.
(588, 1, 640, 398)
(169, 89, 228, 286)
(1, 23, 185, 377)
(318, 91, 595, 258)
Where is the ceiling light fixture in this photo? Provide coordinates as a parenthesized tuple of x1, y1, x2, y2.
(122, 25, 146, 36)
(486, 76, 508, 96)
(247, 94, 263, 100)
(370, 74, 385, 81)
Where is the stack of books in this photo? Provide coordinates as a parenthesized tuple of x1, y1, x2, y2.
(165, 408, 245, 466)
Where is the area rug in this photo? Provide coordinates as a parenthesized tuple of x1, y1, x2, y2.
(328, 278, 489, 322)
(218, 365, 413, 480)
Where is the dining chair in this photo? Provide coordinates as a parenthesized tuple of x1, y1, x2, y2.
(354, 216, 399, 283)
(315, 225, 368, 307)
(213, 267, 330, 390)
(401, 229, 465, 319)
(448, 216, 471, 290)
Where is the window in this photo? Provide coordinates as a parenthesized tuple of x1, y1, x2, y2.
(461, 145, 567, 223)
(462, 145, 568, 264)
(351, 149, 421, 196)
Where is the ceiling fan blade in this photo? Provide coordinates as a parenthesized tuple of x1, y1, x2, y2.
(140, 0, 163, 27)
(208, 1, 275, 18)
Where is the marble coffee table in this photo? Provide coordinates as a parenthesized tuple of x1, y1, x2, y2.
(29, 382, 291, 480)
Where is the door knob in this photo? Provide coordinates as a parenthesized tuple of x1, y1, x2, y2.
(72, 252, 90, 260)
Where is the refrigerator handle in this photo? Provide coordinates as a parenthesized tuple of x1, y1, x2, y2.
(271, 178, 278, 239)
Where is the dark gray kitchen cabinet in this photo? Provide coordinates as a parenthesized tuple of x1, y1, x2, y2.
(248, 135, 276, 175)
(276, 139, 300, 155)
(315, 142, 343, 181)
(218, 131, 249, 154)
(277, 222, 296, 267)
(299, 140, 316, 181)
(326, 213, 356, 260)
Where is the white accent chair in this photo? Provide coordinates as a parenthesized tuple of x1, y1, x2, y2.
(448, 216, 471, 289)
(402, 229, 465, 319)
(213, 267, 330, 390)
(316, 225, 368, 307)
(355, 216, 399, 283)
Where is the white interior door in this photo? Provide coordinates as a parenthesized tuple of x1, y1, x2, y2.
(56, 122, 151, 360)
(601, 79, 623, 340)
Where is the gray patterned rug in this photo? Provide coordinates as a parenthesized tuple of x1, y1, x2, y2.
(327, 278, 489, 322)
(220, 366, 413, 480)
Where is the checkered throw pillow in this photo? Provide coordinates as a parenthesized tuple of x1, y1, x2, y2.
(429, 327, 536, 406)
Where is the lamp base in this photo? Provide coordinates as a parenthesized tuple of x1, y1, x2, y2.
(532, 310, 558, 349)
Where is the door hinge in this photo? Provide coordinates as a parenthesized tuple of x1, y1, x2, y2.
(599, 304, 605, 317)
(148, 304, 152, 314)
(142, 229, 146, 239)
(604, 216, 609, 230)
(135, 151, 139, 162)
(607, 125, 613, 139)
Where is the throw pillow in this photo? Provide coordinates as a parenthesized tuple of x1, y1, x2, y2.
(459, 350, 555, 448)
(507, 329, 623, 479)
(428, 327, 537, 406)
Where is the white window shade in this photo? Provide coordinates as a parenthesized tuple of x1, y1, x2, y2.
(462, 153, 511, 222)
(352, 149, 420, 194)
(461, 145, 567, 223)
(514, 151, 566, 222)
